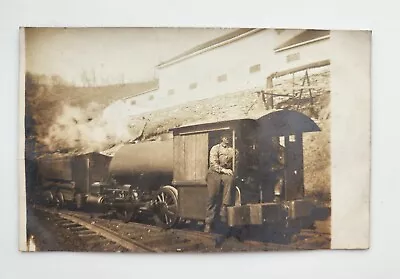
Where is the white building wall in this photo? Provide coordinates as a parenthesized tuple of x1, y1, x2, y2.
(122, 29, 332, 114)
(272, 38, 331, 73)
(157, 29, 275, 104)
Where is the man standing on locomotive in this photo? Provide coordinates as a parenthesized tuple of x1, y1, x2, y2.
(204, 133, 237, 240)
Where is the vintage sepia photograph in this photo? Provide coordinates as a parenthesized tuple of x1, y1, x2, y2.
(20, 27, 369, 252)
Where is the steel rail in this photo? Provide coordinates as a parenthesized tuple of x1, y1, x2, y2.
(36, 206, 160, 253)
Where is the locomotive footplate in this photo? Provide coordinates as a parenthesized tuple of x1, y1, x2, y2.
(227, 200, 315, 227)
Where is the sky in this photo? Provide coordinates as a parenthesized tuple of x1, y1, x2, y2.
(25, 27, 232, 86)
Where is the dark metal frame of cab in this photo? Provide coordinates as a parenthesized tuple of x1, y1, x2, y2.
(170, 109, 320, 228)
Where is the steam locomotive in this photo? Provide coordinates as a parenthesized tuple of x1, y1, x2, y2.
(34, 109, 320, 232)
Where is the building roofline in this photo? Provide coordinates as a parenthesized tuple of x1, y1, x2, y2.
(157, 28, 265, 69)
(274, 29, 330, 52)
(121, 87, 159, 100)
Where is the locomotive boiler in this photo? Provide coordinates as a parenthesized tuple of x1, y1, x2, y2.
(36, 109, 321, 233)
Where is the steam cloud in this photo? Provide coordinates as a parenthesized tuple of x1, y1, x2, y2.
(43, 100, 143, 153)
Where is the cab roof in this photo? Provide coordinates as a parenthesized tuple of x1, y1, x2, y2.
(170, 109, 320, 136)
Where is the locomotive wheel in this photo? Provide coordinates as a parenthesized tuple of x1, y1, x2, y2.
(153, 185, 179, 229)
(55, 192, 64, 209)
(42, 190, 54, 206)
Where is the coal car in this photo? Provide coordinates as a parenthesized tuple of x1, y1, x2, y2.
(35, 109, 320, 232)
(36, 152, 112, 209)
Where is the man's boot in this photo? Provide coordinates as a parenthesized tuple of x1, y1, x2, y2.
(204, 224, 211, 233)
(215, 234, 225, 248)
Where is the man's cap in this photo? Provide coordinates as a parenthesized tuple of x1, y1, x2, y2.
(220, 131, 232, 139)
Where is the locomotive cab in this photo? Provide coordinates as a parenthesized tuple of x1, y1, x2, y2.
(227, 110, 321, 228)
(170, 109, 320, 229)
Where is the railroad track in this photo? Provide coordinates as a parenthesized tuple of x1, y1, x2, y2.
(35, 206, 158, 252)
(33, 205, 232, 252)
(32, 205, 330, 252)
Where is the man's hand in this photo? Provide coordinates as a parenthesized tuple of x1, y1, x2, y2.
(222, 168, 233, 176)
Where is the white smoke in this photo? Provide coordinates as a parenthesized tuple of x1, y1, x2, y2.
(43, 100, 147, 153)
